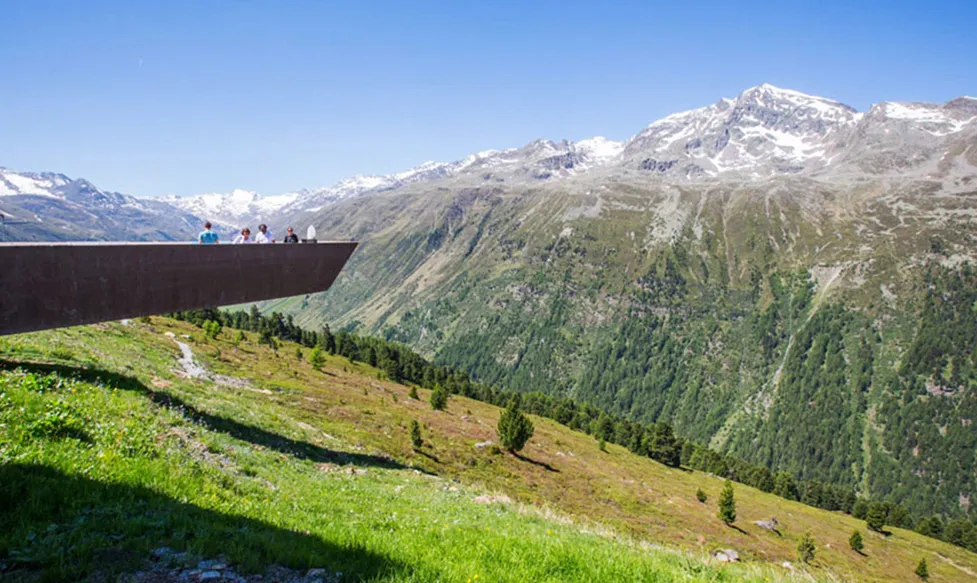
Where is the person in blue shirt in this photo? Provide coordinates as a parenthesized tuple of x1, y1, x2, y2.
(198, 221, 220, 244)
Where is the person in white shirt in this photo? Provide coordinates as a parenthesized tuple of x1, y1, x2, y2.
(254, 224, 275, 244)
(232, 227, 254, 244)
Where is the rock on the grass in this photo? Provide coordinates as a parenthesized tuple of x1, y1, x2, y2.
(474, 440, 494, 449)
(199, 571, 221, 581)
(713, 549, 739, 562)
(198, 560, 226, 570)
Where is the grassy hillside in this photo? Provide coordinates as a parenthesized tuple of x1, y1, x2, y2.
(270, 180, 977, 522)
(2, 319, 975, 582)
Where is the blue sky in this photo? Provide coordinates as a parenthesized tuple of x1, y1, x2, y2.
(2, 0, 975, 197)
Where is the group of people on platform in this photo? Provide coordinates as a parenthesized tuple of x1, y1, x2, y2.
(197, 222, 301, 244)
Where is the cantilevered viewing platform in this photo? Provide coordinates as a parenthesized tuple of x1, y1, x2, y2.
(0, 241, 357, 336)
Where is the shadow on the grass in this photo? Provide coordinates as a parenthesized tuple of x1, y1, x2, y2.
(0, 464, 406, 581)
(514, 452, 560, 473)
(0, 359, 408, 471)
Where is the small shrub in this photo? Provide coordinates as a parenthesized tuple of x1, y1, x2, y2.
(797, 532, 816, 564)
(408, 386, 419, 400)
(295, 347, 303, 360)
(696, 488, 707, 503)
(598, 437, 606, 452)
(915, 558, 928, 580)
(203, 320, 222, 339)
(234, 330, 246, 345)
(430, 385, 449, 411)
(410, 420, 423, 450)
(849, 530, 864, 553)
(49, 347, 76, 361)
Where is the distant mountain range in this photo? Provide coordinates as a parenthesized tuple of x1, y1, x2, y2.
(0, 168, 203, 242)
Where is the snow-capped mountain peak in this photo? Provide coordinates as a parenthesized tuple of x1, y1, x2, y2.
(575, 137, 624, 163)
(625, 83, 872, 177)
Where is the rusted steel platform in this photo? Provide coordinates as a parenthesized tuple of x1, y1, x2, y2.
(0, 242, 357, 335)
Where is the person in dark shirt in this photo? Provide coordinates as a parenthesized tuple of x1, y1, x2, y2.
(283, 226, 299, 244)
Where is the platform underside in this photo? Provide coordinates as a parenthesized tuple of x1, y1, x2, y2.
(0, 242, 357, 335)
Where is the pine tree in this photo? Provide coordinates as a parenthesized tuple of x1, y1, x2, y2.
(915, 558, 929, 581)
(696, 488, 707, 503)
(797, 532, 816, 564)
(259, 329, 277, 350)
(849, 530, 864, 553)
(598, 437, 606, 452)
(408, 385, 419, 400)
(497, 395, 535, 453)
(718, 479, 736, 525)
(773, 472, 799, 501)
(320, 325, 336, 354)
(648, 422, 681, 467)
(593, 414, 614, 441)
(308, 346, 326, 369)
(409, 420, 423, 450)
(866, 502, 887, 533)
(429, 384, 449, 411)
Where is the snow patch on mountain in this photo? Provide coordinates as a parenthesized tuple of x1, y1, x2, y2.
(0, 169, 71, 197)
(160, 189, 301, 227)
(575, 137, 624, 163)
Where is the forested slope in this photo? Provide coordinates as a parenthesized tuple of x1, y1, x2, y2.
(271, 177, 977, 524)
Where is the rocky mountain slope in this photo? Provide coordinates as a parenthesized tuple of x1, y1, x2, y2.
(262, 85, 977, 523)
(0, 168, 206, 242)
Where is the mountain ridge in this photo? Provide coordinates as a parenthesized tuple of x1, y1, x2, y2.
(5, 84, 974, 240)
(159, 84, 976, 225)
